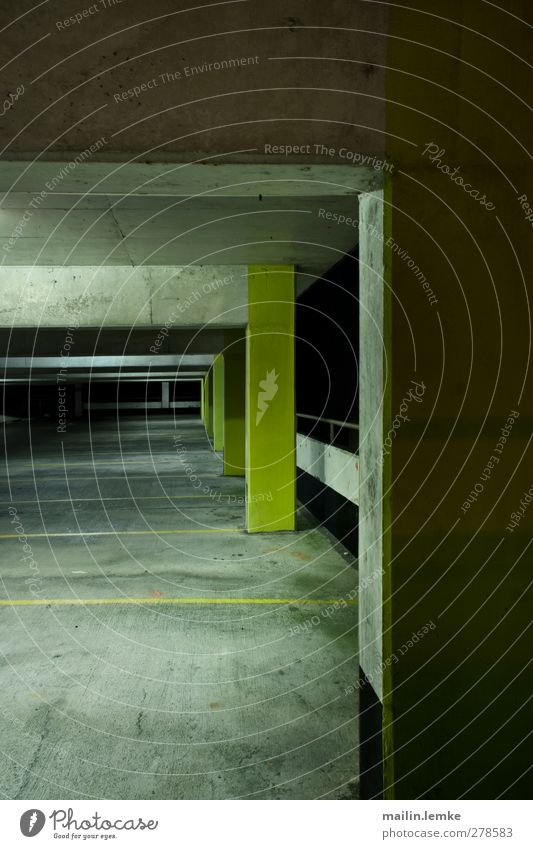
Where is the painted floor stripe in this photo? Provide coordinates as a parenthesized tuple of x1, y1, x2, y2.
(0, 494, 244, 505)
(28, 460, 196, 468)
(29, 450, 206, 459)
(0, 528, 243, 539)
(0, 474, 221, 483)
(0, 597, 358, 607)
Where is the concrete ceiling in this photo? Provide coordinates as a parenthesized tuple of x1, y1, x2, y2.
(0, 163, 368, 284)
(0, 193, 359, 276)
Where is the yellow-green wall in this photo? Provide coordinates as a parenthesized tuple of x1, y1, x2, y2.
(382, 0, 533, 799)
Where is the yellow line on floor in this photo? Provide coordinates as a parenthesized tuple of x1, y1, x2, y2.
(0, 597, 358, 607)
(29, 460, 193, 468)
(0, 494, 243, 505)
(0, 475, 221, 483)
(42, 450, 207, 459)
(32, 451, 205, 458)
(0, 528, 242, 539)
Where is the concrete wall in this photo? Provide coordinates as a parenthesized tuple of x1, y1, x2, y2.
(296, 433, 359, 504)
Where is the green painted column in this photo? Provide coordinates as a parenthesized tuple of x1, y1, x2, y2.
(223, 332, 245, 476)
(200, 377, 205, 423)
(212, 354, 224, 452)
(205, 368, 213, 438)
(246, 265, 295, 532)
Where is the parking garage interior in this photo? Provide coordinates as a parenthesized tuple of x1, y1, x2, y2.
(1, 0, 531, 805)
(0, 161, 367, 800)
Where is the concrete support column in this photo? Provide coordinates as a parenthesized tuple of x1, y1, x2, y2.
(223, 331, 245, 476)
(161, 381, 170, 410)
(212, 354, 224, 452)
(358, 188, 390, 801)
(74, 384, 83, 417)
(205, 368, 213, 438)
(246, 265, 295, 532)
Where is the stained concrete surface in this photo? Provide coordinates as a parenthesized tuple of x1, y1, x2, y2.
(0, 415, 358, 799)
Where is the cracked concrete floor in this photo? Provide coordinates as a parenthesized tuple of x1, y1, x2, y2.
(0, 416, 359, 799)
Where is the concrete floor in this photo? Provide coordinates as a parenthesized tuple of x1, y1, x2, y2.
(0, 415, 359, 799)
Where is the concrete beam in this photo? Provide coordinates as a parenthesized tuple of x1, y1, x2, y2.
(0, 266, 247, 328)
(0, 355, 213, 367)
(1, 375, 204, 384)
(85, 401, 199, 410)
(0, 163, 381, 198)
(0, 327, 226, 356)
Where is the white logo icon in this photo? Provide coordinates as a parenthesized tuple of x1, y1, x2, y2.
(256, 369, 279, 425)
(20, 809, 46, 837)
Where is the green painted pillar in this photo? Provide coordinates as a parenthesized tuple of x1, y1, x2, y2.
(205, 368, 213, 438)
(223, 332, 245, 476)
(213, 354, 224, 452)
(200, 377, 205, 423)
(246, 265, 295, 532)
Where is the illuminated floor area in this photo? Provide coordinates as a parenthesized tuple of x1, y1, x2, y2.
(0, 416, 358, 800)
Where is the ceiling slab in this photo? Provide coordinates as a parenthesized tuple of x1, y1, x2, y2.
(0, 195, 359, 279)
(0, 162, 362, 286)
